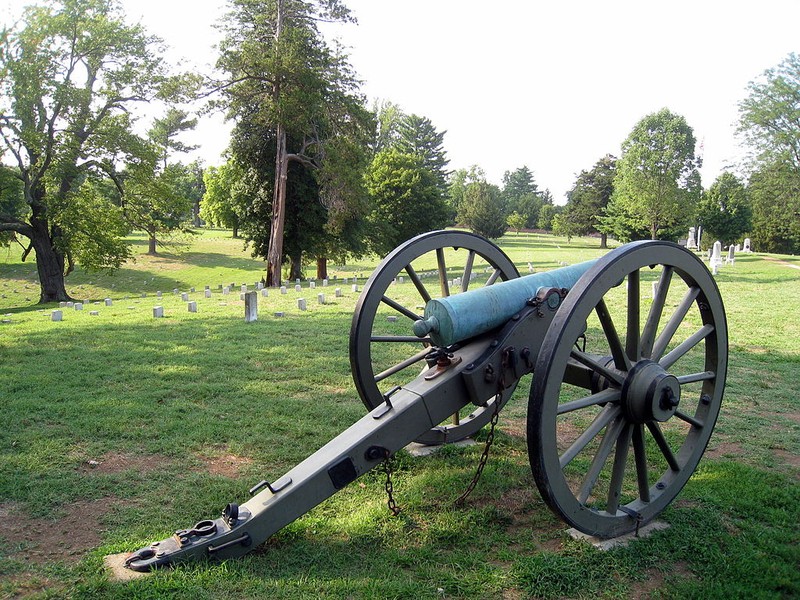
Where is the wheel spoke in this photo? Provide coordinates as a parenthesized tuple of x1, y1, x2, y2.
(632, 424, 650, 502)
(626, 269, 641, 361)
(676, 370, 716, 384)
(559, 405, 621, 468)
(485, 268, 501, 286)
(641, 266, 674, 358)
(371, 335, 431, 343)
(646, 422, 680, 472)
(404, 264, 431, 304)
(596, 299, 631, 371)
(570, 348, 625, 386)
(651, 286, 701, 362)
(577, 416, 627, 504)
(659, 324, 714, 370)
(557, 387, 620, 415)
(374, 347, 431, 383)
(436, 248, 450, 297)
(461, 250, 476, 293)
(380, 295, 423, 322)
(607, 423, 634, 514)
(675, 410, 705, 429)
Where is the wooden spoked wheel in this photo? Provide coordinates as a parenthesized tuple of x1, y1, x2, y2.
(350, 230, 520, 445)
(528, 241, 727, 538)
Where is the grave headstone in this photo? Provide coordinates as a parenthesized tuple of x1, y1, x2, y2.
(241, 284, 248, 293)
(274, 311, 285, 318)
(141, 293, 147, 298)
(104, 298, 113, 306)
(153, 306, 164, 318)
(697, 226, 703, 249)
(173, 288, 179, 294)
(74, 303, 83, 311)
(223, 286, 230, 295)
(711, 240, 722, 268)
(280, 286, 287, 295)
(687, 226, 697, 249)
(322, 279, 328, 287)
(261, 288, 269, 297)
(352, 284, 359, 293)
(310, 281, 316, 289)
(335, 288, 342, 298)
(317, 293, 325, 305)
(66, 301, 74, 308)
(398, 276, 404, 284)
(89, 311, 99, 316)
(726, 245, 736, 265)
(188, 301, 198, 313)
(387, 315, 398, 323)
(297, 298, 307, 311)
(59, 301, 67, 308)
(245, 291, 258, 322)
(51, 310, 63, 322)
(205, 289, 212, 298)
(295, 284, 302, 293)
(181, 292, 189, 301)
(743, 238, 751, 252)
(257, 282, 264, 291)
(157, 291, 162, 298)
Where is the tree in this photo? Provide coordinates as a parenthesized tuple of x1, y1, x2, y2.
(502, 166, 542, 228)
(506, 211, 527, 234)
(563, 154, 616, 247)
(364, 148, 449, 255)
(217, 0, 370, 286)
(738, 53, 800, 253)
(0, 0, 171, 302)
(610, 108, 701, 240)
(123, 110, 198, 254)
(448, 165, 485, 224)
(458, 180, 508, 239)
(696, 172, 751, 247)
(395, 113, 450, 194)
(201, 162, 247, 237)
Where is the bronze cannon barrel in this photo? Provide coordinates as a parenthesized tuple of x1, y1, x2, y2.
(413, 259, 597, 347)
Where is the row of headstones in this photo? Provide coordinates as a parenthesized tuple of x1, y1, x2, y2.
(686, 227, 752, 254)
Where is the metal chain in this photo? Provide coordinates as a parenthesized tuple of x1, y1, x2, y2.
(454, 392, 501, 506)
(382, 450, 401, 516)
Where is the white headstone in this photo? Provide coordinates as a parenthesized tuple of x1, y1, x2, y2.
(317, 293, 325, 304)
(245, 291, 258, 322)
(89, 311, 99, 316)
(241, 284, 248, 293)
(59, 301, 67, 308)
(310, 281, 316, 289)
(726, 245, 736, 265)
(205, 289, 212, 298)
(74, 303, 83, 310)
(387, 315, 398, 323)
(280, 286, 287, 295)
(295, 284, 302, 293)
(710, 241, 722, 269)
(66, 301, 74, 308)
(51, 310, 62, 322)
(322, 279, 328, 287)
(223, 286, 230, 295)
(261, 288, 268, 297)
(697, 226, 703, 249)
(352, 284, 359, 293)
(190, 287, 195, 293)
(157, 291, 162, 298)
(335, 288, 342, 298)
(687, 226, 697, 249)
(274, 311, 285, 318)
(188, 301, 197, 313)
(181, 292, 189, 301)
(398, 276, 404, 284)
(743, 238, 751, 252)
(297, 298, 307, 311)
(153, 306, 164, 318)
(104, 298, 112, 306)
(257, 282, 264, 290)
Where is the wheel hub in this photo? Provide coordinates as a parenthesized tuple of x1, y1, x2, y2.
(621, 360, 681, 424)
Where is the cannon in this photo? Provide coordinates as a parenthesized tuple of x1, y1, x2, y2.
(124, 230, 727, 571)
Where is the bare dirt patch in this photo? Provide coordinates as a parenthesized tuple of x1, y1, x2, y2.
(0, 498, 115, 565)
(704, 440, 745, 460)
(196, 450, 253, 478)
(78, 451, 170, 475)
(629, 562, 694, 599)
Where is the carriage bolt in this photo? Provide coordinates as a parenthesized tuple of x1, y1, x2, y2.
(659, 388, 679, 411)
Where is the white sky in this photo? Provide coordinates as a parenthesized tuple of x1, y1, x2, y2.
(3, 0, 800, 202)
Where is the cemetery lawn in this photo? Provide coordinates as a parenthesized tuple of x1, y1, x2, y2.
(0, 230, 798, 599)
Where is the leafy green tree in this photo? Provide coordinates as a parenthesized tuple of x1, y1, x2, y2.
(506, 211, 527, 234)
(364, 148, 449, 255)
(563, 154, 616, 247)
(201, 162, 247, 237)
(610, 108, 701, 240)
(537, 203, 559, 231)
(448, 166, 486, 224)
(0, 0, 170, 302)
(217, 0, 371, 286)
(696, 172, 751, 247)
(502, 166, 542, 228)
(738, 53, 800, 253)
(748, 162, 800, 253)
(551, 211, 581, 242)
(458, 181, 508, 239)
(395, 113, 449, 194)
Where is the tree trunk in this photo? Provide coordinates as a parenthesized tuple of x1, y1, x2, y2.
(289, 250, 303, 281)
(600, 232, 608, 249)
(266, 123, 288, 286)
(651, 222, 658, 240)
(148, 231, 157, 254)
(316, 257, 328, 280)
(29, 221, 72, 304)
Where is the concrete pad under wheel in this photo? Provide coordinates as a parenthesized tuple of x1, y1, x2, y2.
(567, 520, 670, 550)
(104, 553, 151, 581)
(405, 438, 477, 457)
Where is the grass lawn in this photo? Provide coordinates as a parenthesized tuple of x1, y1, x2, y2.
(0, 230, 798, 599)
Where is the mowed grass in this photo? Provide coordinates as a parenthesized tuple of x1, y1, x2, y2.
(0, 230, 798, 599)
